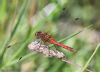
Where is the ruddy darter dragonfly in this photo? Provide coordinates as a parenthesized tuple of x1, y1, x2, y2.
(35, 31, 75, 52)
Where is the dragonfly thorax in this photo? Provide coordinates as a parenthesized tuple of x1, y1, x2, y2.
(35, 31, 52, 42)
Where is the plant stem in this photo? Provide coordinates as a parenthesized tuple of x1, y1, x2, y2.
(80, 43, 100, 72)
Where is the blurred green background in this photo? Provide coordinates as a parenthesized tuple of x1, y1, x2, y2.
(0, 0, 100, 72)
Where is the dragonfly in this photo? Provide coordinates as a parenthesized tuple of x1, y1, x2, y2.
(7, 31, 75, 52)
(35, 31, 75, 52)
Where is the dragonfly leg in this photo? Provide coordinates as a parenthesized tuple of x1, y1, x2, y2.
(42, 45, 49, 48)
(38, 40, 42, 49)
(35, 39, 41, 44)
(41, 41, 49, 48)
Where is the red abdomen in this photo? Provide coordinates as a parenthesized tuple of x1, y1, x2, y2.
(49, 38, 74, 52)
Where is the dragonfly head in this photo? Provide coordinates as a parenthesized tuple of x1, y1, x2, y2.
(35, 31, 42, 38)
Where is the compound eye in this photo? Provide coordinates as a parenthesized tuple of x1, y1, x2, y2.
(35, 31, 42, 38)
(37, 31, 42, 34)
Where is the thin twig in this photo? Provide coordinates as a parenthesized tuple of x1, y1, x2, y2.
(80, 43, 100, 72)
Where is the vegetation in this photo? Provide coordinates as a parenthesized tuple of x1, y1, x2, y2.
(0, 0, 100, 72)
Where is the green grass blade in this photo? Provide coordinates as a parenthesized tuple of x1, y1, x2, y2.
(0, 0, 28, 69)
(59, 25, 93, 42)
(50, 25, 93, 47)
(10, 0, 28, 39)
(1, 53, 34, 70)
(80, 43, 100, 72)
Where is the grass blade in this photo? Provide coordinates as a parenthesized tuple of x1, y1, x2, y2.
(80, 43, 100, 72)
(0, 0, 28, 69)
(50, 25, 93, 47)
